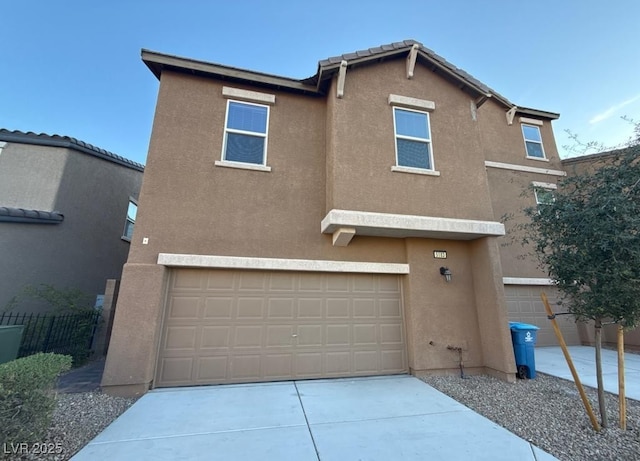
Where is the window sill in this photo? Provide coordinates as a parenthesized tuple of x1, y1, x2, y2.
(526, 156, 549, 162)
(215, 160, 272, 172)
(391, 165, 441, 177)
(121, 236, 131, 243)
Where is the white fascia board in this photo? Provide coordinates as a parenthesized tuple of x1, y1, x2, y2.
(388, 94, 435, 111)
(503, 277, 554, 285)
(222, 86, 276, 105)
(321, 209, 505, 240)
(485, 161, 566, 177)
(157, 253, 410, 274)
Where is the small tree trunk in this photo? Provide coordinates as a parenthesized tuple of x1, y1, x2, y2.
(595, 318, 608, 428)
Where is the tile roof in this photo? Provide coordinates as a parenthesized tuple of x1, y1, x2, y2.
(0, 129, 144, 172)
(142, 39, 559, 119)
(0, 207, 64, 224)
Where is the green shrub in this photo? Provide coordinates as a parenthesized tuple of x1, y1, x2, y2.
(0, 353, 72, 444)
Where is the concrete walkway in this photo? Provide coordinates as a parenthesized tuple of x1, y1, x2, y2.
(57, 358, 105, 393)
(72, 375, 557, 461)
(536, 346, 640, 401)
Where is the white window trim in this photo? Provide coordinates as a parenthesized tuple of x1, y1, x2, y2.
(388, 94, 435, 111)
(522, 123, 547, 160)
(503, 277, 554, 285)
(391, 165, 440, 176)
(222, 86, 275, 105)
(392, 106, 436, 173)
(519, 117, 543, 126)
(532, 181, 557, 190)
(121, 197, 138, 242)
(220, 99, 271, 169)
(214, 160, 271, 172)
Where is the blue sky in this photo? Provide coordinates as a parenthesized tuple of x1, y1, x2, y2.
(2, 1, 638, 165)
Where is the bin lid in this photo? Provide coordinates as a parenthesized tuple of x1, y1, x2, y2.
(509, 321, 540, 330)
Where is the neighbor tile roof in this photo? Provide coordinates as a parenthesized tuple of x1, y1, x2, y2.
(0, 129, 144, 172)
(0, 207, 64, 224)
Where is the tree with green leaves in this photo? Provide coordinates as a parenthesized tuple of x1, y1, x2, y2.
(522, 122, 640, 427)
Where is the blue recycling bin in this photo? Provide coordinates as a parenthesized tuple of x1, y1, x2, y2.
(509, 322, 540, 379)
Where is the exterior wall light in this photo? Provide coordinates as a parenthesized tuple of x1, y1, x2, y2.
(440, 266, 452, 282)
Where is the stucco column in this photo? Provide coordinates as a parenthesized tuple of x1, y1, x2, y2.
(470, 237, 517, 382)
(102, 263, 168, 396)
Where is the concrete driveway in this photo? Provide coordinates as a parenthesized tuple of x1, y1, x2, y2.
(536, 346, 640, 400)
(72, 375, 556, 460)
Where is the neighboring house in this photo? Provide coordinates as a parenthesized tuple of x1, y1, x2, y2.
(102, 40, 574, 396)
(562, 148, 640, 349)
(0, 130, 144, 311)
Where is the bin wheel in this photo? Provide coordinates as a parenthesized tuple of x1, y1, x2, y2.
(517, 365, 528, 379)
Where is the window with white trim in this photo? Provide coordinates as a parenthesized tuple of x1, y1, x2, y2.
(534, 187, 555, 209)
(393, 107, 434, 170)
(522, 124, 545, 159)
(122, 199, 137, 241)
(222, 100, 269, 166)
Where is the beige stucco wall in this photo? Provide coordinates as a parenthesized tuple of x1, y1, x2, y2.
(0, 143, 142, 310)
(102, 56, 565, 394)
(326, 58, 494, 221)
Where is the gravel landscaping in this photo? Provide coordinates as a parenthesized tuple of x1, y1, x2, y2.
(422, 373, 640, 461)
(6, 372, 639, 460)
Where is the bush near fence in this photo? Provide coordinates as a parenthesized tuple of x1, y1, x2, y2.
(0, 311, 101, 367)
(0, 353, 72, 445)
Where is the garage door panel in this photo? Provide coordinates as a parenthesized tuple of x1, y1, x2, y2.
(297, 325, 322, 346)
(505, 285, 581, 346)
(325, 352, 350, 374)
(327, 298, 350, 318)
(353, 324, 377, 345)
(164, 326, 197, 350)
(168, 297, 200, 319)
(156, 270, 407, 387)
(236, 298, 265, 319)
(380, 299, 402, 318)
(204, 297, 233, 319)
(298, 299, 323, 318)
(326, 325, 350, 346)
(201, 326, 230, 349)
(354, 350, 378, 372)
(205, 271, 235, 290)
(266, 325, 295, 347)
(235, 326, 263, 348)
(268, 298, 295, 319)
(196, 357, 228, 381)
(380, 324, 403, 344)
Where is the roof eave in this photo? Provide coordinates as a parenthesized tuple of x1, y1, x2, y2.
(141, 49, 322, 96)
(516, 107, 560, 120)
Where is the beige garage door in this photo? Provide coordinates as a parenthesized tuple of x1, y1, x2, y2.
(505, 285, 581, 347)
(155, 269, 407, 387)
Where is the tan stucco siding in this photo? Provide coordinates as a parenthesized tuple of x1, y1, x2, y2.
(325, 58, 494, 221)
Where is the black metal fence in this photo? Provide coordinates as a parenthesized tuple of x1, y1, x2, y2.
(0, 311, 101, 361)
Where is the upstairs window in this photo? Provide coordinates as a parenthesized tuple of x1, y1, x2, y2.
(522, 124, 545, 159)
(122, 199, 137, 241)
(222, 100, 269, 166)
(393, 107, 434, 170)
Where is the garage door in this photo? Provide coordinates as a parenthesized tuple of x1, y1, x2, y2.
(505, 285, 581, 347)
(155, 269, 407, 387)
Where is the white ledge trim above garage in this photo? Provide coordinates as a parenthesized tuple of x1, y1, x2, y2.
(321, 209, 505, 241)
(157, 253, 410, 274)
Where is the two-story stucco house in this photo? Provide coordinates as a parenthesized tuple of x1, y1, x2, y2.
(0, 130, 143, 310)
(102, 40, 578, 396)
